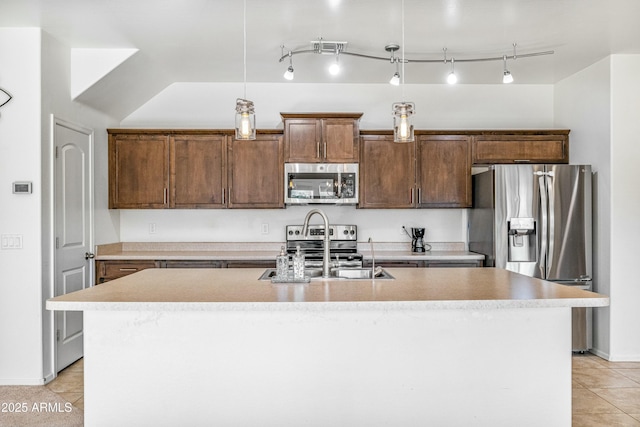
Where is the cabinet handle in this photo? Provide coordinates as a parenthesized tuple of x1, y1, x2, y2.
(119, 268, 138, 272)
(418, 188, 422, 204)
(316, 142, 320, 159)
(323, 142, 327, 159)
(163, 188, 168, 205)
(222, 188, 226, 204)
(410, 188, 414, 204)
(514, 159, 531, 163)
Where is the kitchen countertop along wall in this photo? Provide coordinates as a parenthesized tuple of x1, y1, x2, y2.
(95, 242, 484, 262)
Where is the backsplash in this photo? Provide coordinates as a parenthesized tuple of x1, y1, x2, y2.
(118, 206, 468, 246)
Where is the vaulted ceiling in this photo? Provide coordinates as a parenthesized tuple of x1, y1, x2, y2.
(3, 0, 640, 120)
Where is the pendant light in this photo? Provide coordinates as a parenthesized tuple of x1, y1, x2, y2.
(235, 0, 256, 140)
(392, 0, 414, 143)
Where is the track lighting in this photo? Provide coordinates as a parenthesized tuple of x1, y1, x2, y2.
(389, 72, 400, 86)
(284, 65, 294, 80)
(279, 39, 552, 84)
(387, 44, 400, 85)
(502, 48, 515, 83)
(447, 59, 457, 84)
(283, 49, 294, 80)
(329, 50, 340, 75)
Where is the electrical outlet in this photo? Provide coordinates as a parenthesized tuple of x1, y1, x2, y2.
(149, 223, 157, 234)
(261, 223, 269, 234)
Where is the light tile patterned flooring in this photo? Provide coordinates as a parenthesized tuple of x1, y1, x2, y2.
(572, 353, 640, 426)
(46, 354, 640, 425)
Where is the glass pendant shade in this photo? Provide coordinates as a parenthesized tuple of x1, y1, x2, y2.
(392, 102, 415, 143)
(235, 98, 256, 140)
(503, 70, 513, 84)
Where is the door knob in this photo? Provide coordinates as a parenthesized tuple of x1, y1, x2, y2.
(85, 252, 95, 260)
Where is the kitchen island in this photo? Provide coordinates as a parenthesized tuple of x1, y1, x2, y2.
(47, 268, 608, 427)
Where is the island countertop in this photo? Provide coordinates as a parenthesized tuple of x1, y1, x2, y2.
(47, 267, 608, 312)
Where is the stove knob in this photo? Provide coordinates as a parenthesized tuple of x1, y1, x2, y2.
(350, 230, 355, 235)
(288, 230, 293, 235)
(343, 229, 349, 235)
(295, 230, 300, 235)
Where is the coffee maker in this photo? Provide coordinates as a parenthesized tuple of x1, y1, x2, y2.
(403, 226, 428, 253)
(411, 228, 426, 252)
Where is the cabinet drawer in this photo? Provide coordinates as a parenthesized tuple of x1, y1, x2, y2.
(96, 260, 159, 284)
(423, 260, 483, 268)
(164, 260, 222, 268)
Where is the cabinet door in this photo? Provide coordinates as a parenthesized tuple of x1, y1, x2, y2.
(472, 134, 568, 164)
(322, 118, 359, 162)
(228, 134, 284, 208)
(359, 135, 415, 208)
(109, 134, 169, 208)
(170, 135, 226, 208)
(284, 119, 321, 162)
(417, 135, 471, 208)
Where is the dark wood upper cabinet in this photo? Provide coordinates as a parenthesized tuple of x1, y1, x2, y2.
(228, 134, 284, 208)
(282, 113, 362, 163)
(472, 132, 569, 164)
(359, 134, 415, 208)
(109, 133, 169, 209)
(416, 135, 472, 208)
(170, 134, 226, 208)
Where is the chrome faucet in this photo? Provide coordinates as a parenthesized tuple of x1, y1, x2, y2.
(368, 237, 376, 278)
(301, 208, 331, 278)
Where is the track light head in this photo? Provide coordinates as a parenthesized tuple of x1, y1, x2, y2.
(284, 65, 294, 80)
(446, 58, 457, 84)
(502, 55, 513, 83)
(390, 71, 400, 86)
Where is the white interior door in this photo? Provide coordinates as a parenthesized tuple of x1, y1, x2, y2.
(54, 118, 93, 372)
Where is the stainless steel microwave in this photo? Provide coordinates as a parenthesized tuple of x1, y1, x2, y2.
(285, 163, 359, 205)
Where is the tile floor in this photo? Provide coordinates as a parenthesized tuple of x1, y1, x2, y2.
(46, 354, 640, 425)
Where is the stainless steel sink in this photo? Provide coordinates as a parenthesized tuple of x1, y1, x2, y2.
(259, 267, 394, 281)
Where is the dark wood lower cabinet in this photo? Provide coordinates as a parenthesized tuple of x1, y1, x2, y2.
(364, 259, 483, 268)
(95, 259, 276, 284)
(95, 260, 160, 284)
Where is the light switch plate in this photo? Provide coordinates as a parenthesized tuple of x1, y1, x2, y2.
(1, 234, 23, 249)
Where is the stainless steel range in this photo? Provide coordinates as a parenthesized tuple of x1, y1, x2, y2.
(285, 224, 363, 269)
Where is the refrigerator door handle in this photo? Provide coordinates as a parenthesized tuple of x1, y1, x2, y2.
(546, 172, 555, 277)
(537, 173, 548, 279)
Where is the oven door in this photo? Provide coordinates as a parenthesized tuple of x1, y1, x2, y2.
(285, 163, 358, 205)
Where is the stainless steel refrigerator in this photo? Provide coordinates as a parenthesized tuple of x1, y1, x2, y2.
(468, 164, 593, 351)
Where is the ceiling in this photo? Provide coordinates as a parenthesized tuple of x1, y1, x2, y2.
(2, 0, 640, 119)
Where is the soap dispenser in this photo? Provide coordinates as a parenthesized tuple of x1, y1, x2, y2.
(276, 246, 289, 279)
(292, 245, 305, 280)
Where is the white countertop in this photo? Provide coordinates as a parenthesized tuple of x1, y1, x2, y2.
(47, 267, 608, 312)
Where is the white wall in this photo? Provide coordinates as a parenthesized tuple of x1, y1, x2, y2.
(555, 54, 640, 361)
(0, 28, 119, 384)
(0, 28, 45, 385)
(609, 55, 640, 360)
(554, 57, 612, 357)
(119, 82, 555, 243)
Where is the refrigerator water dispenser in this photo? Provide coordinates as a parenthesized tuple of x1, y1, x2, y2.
(508, 217, 536, 262)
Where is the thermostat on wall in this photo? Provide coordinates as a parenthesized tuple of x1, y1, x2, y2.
(13, 181, 32, 194)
